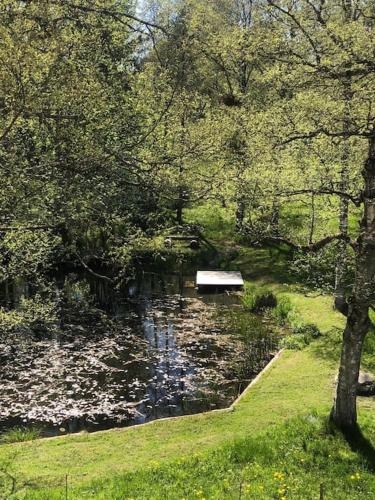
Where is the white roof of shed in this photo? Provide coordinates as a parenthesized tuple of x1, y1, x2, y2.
(196, 271, 244, 286)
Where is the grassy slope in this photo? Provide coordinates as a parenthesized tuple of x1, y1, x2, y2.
(69, 415, 375, 499)
(2, 203, 375, 497)
(4, 270, 374, 495)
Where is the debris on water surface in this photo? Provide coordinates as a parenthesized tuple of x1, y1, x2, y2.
(0, 277, 276, 435)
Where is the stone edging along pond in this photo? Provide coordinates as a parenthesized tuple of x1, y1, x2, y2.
(36, 349, 285, 442)
(229, 349, 284, 409)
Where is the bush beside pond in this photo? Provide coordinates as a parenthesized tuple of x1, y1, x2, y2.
(242, 285, 321, 350)
(242, 284, 277, 312)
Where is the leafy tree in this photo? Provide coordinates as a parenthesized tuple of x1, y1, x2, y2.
(256, 0, 375, 428)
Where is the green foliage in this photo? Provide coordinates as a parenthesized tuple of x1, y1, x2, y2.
(0, 427, 40, 444)
(271, 296, 294, 325)
(292, 323, 321, 339)
(242, 283, 277, 312)
(0, 231, 62, 282)
(280, 334, 309, 350)
(0, 295, 57, 335)
(289, 246, 355, 294)
(0, 2, 374, 495)
(271, 295, 321, 350)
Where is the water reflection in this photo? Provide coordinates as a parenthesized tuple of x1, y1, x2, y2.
(0, 273, 277, 437)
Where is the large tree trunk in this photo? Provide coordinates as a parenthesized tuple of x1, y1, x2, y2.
(332, 131, 375, 428)
(331, 302, 368, 427)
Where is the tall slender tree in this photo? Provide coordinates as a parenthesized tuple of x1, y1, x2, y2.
(261, 0, 375, 428)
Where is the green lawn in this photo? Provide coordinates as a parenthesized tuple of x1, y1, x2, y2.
(55, 414, 375, 499)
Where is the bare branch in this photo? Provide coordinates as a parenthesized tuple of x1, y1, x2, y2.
(261, 233, 351, 253)
(278, 127, 372, 146)
(0, 225, 53, 232)
(54, 1, 168, 34)
(75, 253, 113, 283)
(279, 189, 362, 207)
(0, 108, 24, 142)
(267, 0, 321, 63)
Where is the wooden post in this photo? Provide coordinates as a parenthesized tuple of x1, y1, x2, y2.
(320, 483, 324, 500)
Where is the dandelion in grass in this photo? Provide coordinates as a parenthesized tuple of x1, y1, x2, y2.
(243, 483, 251, 493)
(350, 472, 361, 481)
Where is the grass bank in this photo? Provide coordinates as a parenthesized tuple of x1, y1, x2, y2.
(1, 348, 334, 491)
(34, 415, 375, 499)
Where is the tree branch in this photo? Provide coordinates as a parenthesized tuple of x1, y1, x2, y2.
(75, 253, 113, 283)
(279, 189, 362, 207)
(55, 1, 168, 34)
(0, 225, 53, 232)
(261, 233, 351, 253)
(279, 127, 372, 146)
(267, 0, 321, 63)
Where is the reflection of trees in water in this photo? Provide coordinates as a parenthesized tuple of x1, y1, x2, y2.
(0, 277, 277, 436)
(137, 295, 276, 421)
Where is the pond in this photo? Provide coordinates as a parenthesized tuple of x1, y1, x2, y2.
(0, 272, 278, 437)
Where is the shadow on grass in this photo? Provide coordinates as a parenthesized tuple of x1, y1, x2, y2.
(233, 244, 295, 284)
(309, 328, 342, 366)
(310, 326, 375, 373)
(342, 424, 375, 472)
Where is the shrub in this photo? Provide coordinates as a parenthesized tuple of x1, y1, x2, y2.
(292, 323, 321, 339)
(271, 296, 294, 324)
(242, 284, 277, 312)
(280, 334, 309, 350)
(281, 322, 321, 350)
(243, 289, 321, 351)
(0, 295, 57, 335)
(0, 427, 40, 444)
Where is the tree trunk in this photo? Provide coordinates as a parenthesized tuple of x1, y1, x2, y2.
(176, 195, 183, 225)
(332, 131, 375, 428)
(309, 193, 316, 244)
(176, 163, 184, 225)
(236, 197, 245, 232)
(331, 302, 368, 427)
(270, 198, 280, 236)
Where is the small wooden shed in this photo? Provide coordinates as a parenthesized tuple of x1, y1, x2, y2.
(196, 271, 244, 291)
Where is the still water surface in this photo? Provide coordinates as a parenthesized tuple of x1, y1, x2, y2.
(0, 273, 276, 437)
